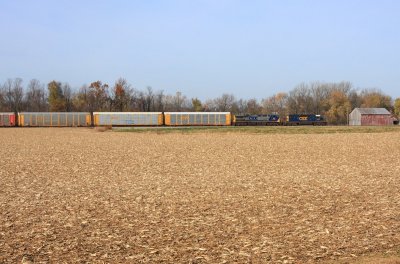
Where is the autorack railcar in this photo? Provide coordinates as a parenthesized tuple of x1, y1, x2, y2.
(164, 112, 231, 126)
(93, 112, 163, 126)
(18, 112, 91, 127)
(0, 113, 16, 126)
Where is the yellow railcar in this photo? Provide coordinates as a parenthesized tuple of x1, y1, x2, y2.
(18, 112, 91, 127)
(164, 112, 231, 126)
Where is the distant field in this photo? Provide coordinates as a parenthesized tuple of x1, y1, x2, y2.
(1, 128, 399, 263)
(117, 125, 400, 134)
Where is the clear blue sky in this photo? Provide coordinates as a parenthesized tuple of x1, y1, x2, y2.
(1, 0, 399, 99)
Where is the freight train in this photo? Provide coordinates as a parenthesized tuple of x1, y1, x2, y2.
(0, 112, 327, 127)
(233, 114, 327, 126)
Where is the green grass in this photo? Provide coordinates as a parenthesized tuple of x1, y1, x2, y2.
(114, 125, 400, 134)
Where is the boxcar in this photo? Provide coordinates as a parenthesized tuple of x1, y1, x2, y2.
(93, 112, 163, 126)
(0, 113, 16, 126)
(164, 112, 231, 126)
(18, 112, 91, 127)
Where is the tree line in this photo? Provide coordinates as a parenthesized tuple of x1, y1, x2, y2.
(1, 78, 399, 125)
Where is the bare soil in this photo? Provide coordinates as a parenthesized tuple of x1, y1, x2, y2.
(1, 128, 399, 263)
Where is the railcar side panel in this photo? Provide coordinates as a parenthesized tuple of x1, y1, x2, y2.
(285, 114, 327, 126)
(233, 114, 280, 126)
(18, 112, 91, 127)
(0, 113, 15, 126)
(93, 112, 163, 126)
(164, 112, 231, 126)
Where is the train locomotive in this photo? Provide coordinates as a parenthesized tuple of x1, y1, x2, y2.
(284, 114, 327, 126)
(233, 114, 327, 126)
(233, 114, 280, 126)
(0, 112, 327, 127)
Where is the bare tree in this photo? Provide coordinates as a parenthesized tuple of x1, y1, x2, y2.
(136, 87, 155, 111)
(236, 99, 248, 115)
(128, 88, 141, 111)
(2, 79, 14, 111)
(262, 92, 288, 115)
(214, 94, 236, 112)
(173, 91, 183, 111)
(145, 87, 155, 111)
(246, 98, 261, 114)
(3, 78, 24, 114)
(62, 83, 73, 112)
(287, 83, 314, 114)
(309, 82, 329, 114)
(163, 94, 174, 111)
(0, 84, 6, 111)
(25, 79, 47, 111)
(153, 90, 165, 111)
(159, 91, 190, 111)
(348, 90, 362, 110)
(1, 75, 397, 126)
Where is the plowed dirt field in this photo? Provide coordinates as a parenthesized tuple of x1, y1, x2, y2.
(1, 128, 399, 263)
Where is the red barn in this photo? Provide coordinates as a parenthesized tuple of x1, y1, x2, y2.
(349, 108, 395, 126)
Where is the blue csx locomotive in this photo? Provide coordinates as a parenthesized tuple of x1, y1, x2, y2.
(233, 114, 327, 126)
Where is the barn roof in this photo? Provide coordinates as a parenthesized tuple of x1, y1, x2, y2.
(354, 108, 391, 115)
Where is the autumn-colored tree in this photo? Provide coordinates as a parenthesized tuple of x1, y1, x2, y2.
(48, 81, 65, 111)
(360, 90, 392, 109)
(262, 92, 288, 115)
(111, 78, 132, 111)
(325, 90, 351, 125)
(285, 81, 354, 118)
(394, 98, 400, 117)
(72, 85, 89, 111)
(88, 81, 109, 111)
(1, 75, 399, 127)
(191, 98, 203, 111)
